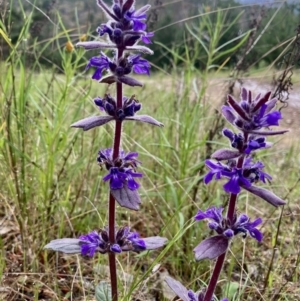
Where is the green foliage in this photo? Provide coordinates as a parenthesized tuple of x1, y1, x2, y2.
(2, 0, 300, 70)
(246, 2, 300, 67)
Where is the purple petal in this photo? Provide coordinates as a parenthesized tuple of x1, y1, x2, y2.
(264, 111, 282, 126)
(223, 175, 241, 194)
(71, 116, 114, 131)
(194, 209, 209, 221)
(204, 171, 214, 184)
(92, 68, 103, 80)
(221, 106, 236, 124)
(242, 185, 286, 207)
(165, 276, 190, 301)
(44, 238, 81, 254)
(248, 217, 263, 228)
(110, 244, 122, 253)
(211, 148, 240, 160)
(141, 32, 154, 44)
(195, 207, 223, 223)
(125, 115, 164, 127)
(223, 229, 234, 238)
(118, 76, 143, 87)
(241, 87, 248, 101)
(223, 128, 235, 140)
(110, 186, 141, 211)
(193, 235, 229, 261)
(248, 228, 263, 242)
(127, 176, 140, 190)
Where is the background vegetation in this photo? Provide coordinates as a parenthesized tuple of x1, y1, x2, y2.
(0, 0, 300, 300)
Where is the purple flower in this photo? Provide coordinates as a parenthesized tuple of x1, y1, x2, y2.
(44, 226, 167, 256)
(141, 31, 154, 44)
(234, 214, 263, 242)
(86, 52, 112, 80)
(204, 156, 285, 207)
(193, 207, 263, 260)
(82, 1, 152, 49)
(222, 128, 272, 155)
(244, 136, 271, 154)
(79, 226, 167, 255)
(194, 206, 263, 242)
(204, 158, 272, 194)
(204, 159, 251, 194)
(222, 88, 284, 134)
(97, 148, 142, 191)
(195, 206, 224, 224)
(86, 52, 151, 83)
(71, 94, 163, 130)
(79, 230, 106, 256)
(128, 54, 151, 75)
(124, 5, 151, 31)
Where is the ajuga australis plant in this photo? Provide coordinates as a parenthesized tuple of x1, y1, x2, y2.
(166, 89, 287, 301)
(44, 1, 288, 301)
(44, 1, 166, 300)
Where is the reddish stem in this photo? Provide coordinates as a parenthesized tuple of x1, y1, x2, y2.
(108, 49, 124, 301)
(203, 133, 249, 301)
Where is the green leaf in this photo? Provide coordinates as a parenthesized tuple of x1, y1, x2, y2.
(95, 281, 112, 301)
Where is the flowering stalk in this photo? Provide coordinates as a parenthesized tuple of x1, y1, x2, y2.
(44, 1, 167, 301)
(166, 89, 287, 301)
(202, 89, 286, 301)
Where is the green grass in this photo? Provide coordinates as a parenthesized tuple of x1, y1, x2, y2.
(1, 1, 300, 301)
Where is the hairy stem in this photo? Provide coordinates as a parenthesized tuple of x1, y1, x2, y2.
(108, 48, 124, 301)
(108, 192, 118, 301)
